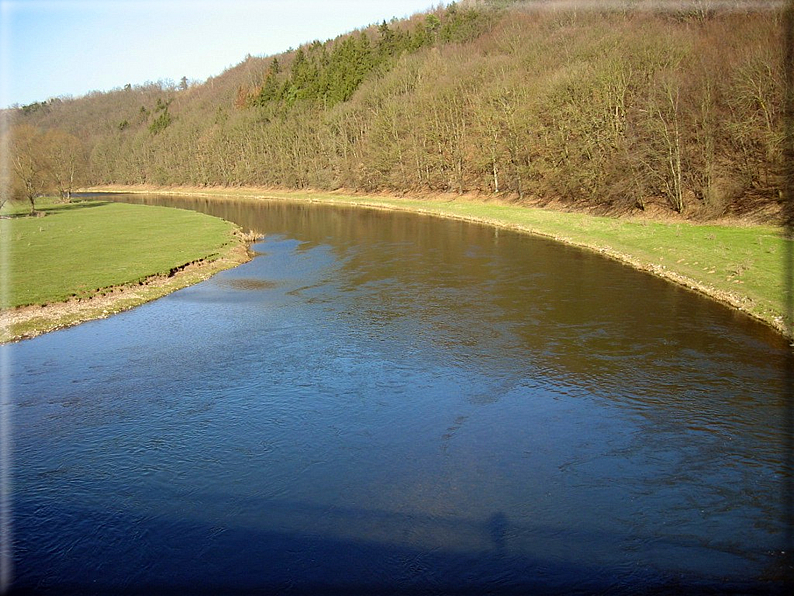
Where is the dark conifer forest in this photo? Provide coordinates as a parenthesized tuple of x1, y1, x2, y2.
(2, 0, 786, 220)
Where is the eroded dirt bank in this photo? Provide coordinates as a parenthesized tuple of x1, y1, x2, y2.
(1, 241, 252, 344)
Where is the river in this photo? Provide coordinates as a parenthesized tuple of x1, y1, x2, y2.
(4, 193, 792, 594)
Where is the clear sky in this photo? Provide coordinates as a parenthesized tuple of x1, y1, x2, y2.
(0, 0, 441, 108)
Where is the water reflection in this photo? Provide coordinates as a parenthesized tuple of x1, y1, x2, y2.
(7, 193, 791, 593)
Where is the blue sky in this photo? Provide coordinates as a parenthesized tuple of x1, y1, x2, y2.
(0, 0, 440, 108)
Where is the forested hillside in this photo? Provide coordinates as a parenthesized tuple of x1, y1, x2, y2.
(2, 0, 786, 220)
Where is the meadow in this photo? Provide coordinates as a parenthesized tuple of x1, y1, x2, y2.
(0, 198, 247, 342)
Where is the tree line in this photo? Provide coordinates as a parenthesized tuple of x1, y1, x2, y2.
(2, 124, 88, 213)
(2, 1, 786, 220)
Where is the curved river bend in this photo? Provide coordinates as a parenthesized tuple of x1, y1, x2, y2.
(5, 194, 792, 594)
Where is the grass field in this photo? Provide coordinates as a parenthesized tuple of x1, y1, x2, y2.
(1, 198, 242, 309)
(96, 186, 790, 338)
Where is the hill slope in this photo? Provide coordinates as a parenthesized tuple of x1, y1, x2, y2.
(3, 0, 786, 221)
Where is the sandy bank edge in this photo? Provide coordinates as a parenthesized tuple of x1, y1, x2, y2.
(0, 237, 252, 344)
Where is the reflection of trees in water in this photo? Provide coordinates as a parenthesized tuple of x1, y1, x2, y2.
(104, 193, 790, 430)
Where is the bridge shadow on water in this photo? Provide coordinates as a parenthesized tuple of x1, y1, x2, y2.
(9, 496, 789, 596)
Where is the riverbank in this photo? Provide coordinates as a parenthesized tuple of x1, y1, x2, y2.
(0, 247, 251, 343)
(86, 185, 793, 341)
(0, 200, 253, 343)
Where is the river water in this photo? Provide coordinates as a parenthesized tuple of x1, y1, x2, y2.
(4, 194, 792, 594)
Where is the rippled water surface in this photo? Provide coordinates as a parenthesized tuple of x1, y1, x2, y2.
(5, 194, 792, 594)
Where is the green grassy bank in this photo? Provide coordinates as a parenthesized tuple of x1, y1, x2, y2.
(1, 198, 248, 342)
(92, 186, 792, 340)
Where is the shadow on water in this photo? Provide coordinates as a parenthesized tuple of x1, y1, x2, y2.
(11, 497, 788, 596)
